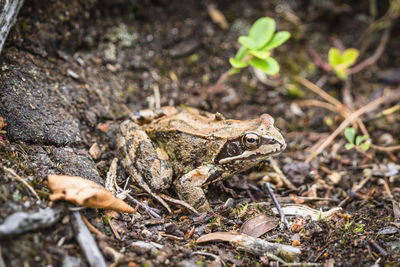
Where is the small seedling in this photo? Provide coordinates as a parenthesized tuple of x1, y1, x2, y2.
(210, 217, 217, 226)
(230, 17, 291, 75)
(328, 47, 359, 79)
(209, 17, 290, 95)
(344, 127, 370, 151)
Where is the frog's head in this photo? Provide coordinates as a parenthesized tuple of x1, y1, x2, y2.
(216, 114, 286, 167)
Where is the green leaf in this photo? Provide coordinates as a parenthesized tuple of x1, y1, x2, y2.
(238, 36, 256, 50)
(263, 31, 291, 50)
(328, 48, 341, 66)
(345, 143, 355, 150)
(248, 17, 276, 49)
(235, 46, 249, 61)
(344, 127, 355, 144)
(359, 142, 370, 151)
(334, 67, 347, 80)
(318, 208, 322, 221)
(342, 48, 359, 67)
(249, 57, 280, 75)
(355, 135, 368, 146)
(229, 58, 248, 69)
(248, 50, 270, 59)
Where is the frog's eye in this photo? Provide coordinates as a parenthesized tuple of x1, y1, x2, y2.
(242, 132, 260, 150)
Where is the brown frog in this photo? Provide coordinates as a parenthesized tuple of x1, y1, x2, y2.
(118, 106, 286, 213)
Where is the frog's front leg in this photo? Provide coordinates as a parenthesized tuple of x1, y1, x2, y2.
(175, 164, 220, 212)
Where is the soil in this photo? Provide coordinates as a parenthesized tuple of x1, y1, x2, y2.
(0, 0, 400, 266)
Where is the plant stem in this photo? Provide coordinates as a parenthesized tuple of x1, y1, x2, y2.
(348, 25, 391, 75)
(207, 69, 233, 97)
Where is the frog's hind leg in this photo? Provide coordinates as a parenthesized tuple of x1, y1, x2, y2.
(130, 168, 172, 214)
(119, 120, 174, 213)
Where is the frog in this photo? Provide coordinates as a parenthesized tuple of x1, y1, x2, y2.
(117, 106, 286, 213)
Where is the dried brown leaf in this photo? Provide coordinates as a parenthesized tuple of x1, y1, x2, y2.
(240, 214, 277, 237)
(47, 175, 135, 213)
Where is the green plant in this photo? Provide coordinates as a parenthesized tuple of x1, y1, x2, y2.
(230, 17, 291, 75)
(210, 217, 217, 226)
(209, 17, 290, 95)
(328, 48, 359, 79)
(344, 127, 370, 151)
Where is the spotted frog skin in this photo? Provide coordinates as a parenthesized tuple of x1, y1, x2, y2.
(118, 106, 286, 213)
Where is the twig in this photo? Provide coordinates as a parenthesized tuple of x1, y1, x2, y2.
(370, 144, 400, 152)
(3, 167, 40, 200)
(106, 217, 121, 240)
(383, 177, 393, 199)
(71, 211, 107, 267)
(159, 193, 200, 215)
(296, 99, 338, 113)
(306, 96, 384, 163)
(305, 44, 331, 72)
(153, 84, 161, 109)
(295, 76, 345, 110)
(125, 194, 161, 218)
(231, 234, 301, 259)
(359, 0, 398, 56)
(269, 158, 296, 190)
(342, 76, 354, 110)
(81, 213, 105, 239)
(207, 70, 231, 97)
(295, 76, 369, 136)
(348, 26, 391, 75)
(0, 246, 5, 267)
(265, 182, 290, 231)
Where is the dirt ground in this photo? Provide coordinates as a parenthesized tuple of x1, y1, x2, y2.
(1, 0, 400, 266)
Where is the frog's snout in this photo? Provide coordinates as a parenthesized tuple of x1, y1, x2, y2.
(278, 140, 286, 150)
(271, 138, 286, 150)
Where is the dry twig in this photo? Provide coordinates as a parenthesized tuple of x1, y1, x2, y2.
(306, 96, 385, 163)
(296, 99, 339, 114)
(295, 76, 369, 136)
(348, 26, 391, 75)
(3, 167, 40, 200)
(71, 211, 107, 267)
(80, 213, 105, 239)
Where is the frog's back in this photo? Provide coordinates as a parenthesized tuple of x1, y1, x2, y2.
(144, 108, 227, 175)
(146, 107, 266, 139)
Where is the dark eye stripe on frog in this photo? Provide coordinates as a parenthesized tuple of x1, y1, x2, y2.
(215, 134, 278, 162)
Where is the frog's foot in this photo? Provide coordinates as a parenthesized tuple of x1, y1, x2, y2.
(175, 165, 220, 213)
(130, 171, 172, 214)
(129, 106, 179, 125)
(159, 193, 200, 215)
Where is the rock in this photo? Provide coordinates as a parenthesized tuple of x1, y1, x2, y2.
(0, 64, 81, 146)
(169, 39, 200, 58)
(50, 147, 103, 184)
(0, 208, 61, 239)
